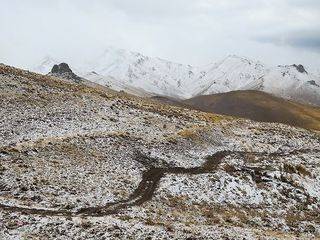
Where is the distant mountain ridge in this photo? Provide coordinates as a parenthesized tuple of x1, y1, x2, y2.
(183, 90, 320, 131)
(34, 47, 320, 105)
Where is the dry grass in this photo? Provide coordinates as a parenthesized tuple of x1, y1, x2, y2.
(283, 163, 312, 177)
(177, 127, 200, 139)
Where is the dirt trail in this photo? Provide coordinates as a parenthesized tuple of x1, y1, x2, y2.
(0, 149, 316, 217)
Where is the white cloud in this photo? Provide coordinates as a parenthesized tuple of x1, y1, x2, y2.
(0, 0, 319, 69)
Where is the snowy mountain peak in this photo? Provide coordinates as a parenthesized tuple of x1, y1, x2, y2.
(101, 47, 137, 60)
(98, 47, 150, 64)
(225, 54, 253, 61)
(193, 55, 266, 96)
(223, 55, 264, 68)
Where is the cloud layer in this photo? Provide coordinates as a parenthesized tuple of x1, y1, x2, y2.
(1, 0, 319, 70)
(257, 30, 320, 52)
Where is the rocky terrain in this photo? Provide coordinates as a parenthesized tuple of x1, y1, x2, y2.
(0, 63, 320, 239)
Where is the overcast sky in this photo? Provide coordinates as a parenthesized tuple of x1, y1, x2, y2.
(1, 0, 320, 70)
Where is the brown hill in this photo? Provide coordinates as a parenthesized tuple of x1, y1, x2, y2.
(183, 90, 320, 131)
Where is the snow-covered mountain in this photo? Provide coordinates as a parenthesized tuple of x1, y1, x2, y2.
(34, 47, 320, 105)
(195, 60, 320, 105)
(260, 65, 320, 106)
(82, 48, 198, 98)
(35, 47, 197, 98)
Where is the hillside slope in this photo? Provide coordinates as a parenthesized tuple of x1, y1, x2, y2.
(184, 90, 320, 131)
(1, 64, 320, 239)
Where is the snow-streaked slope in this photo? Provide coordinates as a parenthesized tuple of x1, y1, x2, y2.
(194, 55, 266, 96)
(82, 71, 153, 97)
(81, 48, 197, 98)
(33, 47, 320, 105)
(260, 65, 320, 105)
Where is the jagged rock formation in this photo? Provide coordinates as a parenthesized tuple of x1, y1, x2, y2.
(49, 62, 82, 83)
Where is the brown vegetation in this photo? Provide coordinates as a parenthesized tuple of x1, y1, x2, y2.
(183, 90, 320, 131)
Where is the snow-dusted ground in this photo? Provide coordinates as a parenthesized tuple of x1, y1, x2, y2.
(34, 46, 320, 105)
(1, 64, 320, 239)
(0, 136, 145, 210)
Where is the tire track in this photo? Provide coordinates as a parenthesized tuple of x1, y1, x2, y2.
(0, 149, 317, 217)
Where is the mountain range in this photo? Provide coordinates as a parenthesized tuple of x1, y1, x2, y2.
(34, 46, 320, 106)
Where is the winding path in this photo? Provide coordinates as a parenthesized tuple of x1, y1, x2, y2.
(0, 149, 316, 217)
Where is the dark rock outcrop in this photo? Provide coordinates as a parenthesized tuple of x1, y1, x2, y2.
(308, 80, 319, 87)
(49, 63, 82, 83)
(292, 64, 307, 74)
(51, 63, 73, 74)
